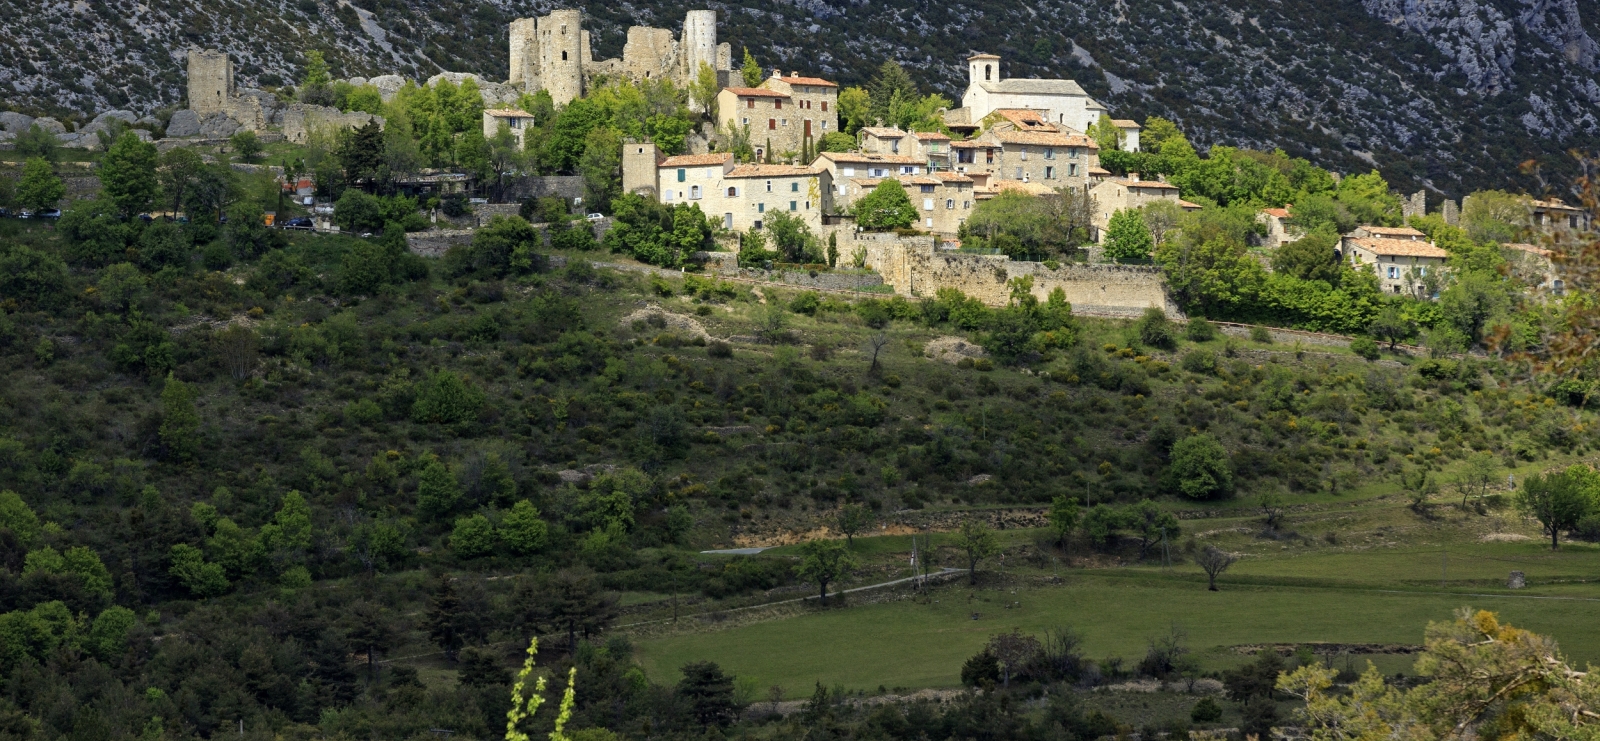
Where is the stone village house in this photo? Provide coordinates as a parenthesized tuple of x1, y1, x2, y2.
(623, 148, 833, 233)
(716, 70, 839, 161)
(1340, 225, 1449, 297)
(1088, 175, 1201, 242)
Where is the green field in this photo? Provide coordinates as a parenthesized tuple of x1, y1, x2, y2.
(634, 517, 1600, 694)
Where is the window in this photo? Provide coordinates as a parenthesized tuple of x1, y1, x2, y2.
(1020, 149, 1028, 161)
(724, 213, 733, 229)
(920, 185, 935, 194)
(765, 180, 773, 192)
(781, 119, 788, 126)
(742, 117, 749, 125)
(963, 201, 971, 209)
(946, 199, 954, 209)
(561, 51, 567, 60)
(758, 203, 765, 213)
(986, 149, 995, 164)
(1045, 166, 1055, 179)
(1417, 266, 1428, 276)
(1386, 266, 1399, 279)
(664, 190, 674, 201)
(1044, 148, 1055, 160)
(791, 182, 799, 192)
(677, 169, 686, 182)
(984, 64, 992, 81)
(747, 99, 755, 109)
(774, 100, 783, 109)
(926, 217, 934, 228)
(725, 186, 737, 197)
(754, 220, 762, 230)
(1015, 167, 1023, 179)
(821, 101, 828, 111)
(891, 140, 900, 154)
(821, 120, 828, 130)
(958, 149, 974, 164)
(1069, 148, 1079, 159)
(923, 198, 934, 211)
(901, 166, 915, 175)
(769, 119, 776, 130)
(690, 185, 702, 199)
(843, 167, 855, 176)
(870, 168, 886, 177)
(805, 200, 811, 209)
(509, 118, 520, 129)
(789, 201, 797, 211)
(1572, 215, 1580, 228)
(1068, 164, 1077, 177)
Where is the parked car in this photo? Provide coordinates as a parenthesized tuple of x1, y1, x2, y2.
(586, 213, 604, 221)
(39, 209, 62, 219)
(0, 208, 10, 218)
(284, 216, 314, 229)
(18, 210, 33, 219)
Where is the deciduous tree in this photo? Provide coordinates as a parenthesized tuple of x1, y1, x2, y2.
(957, 518, 1000, 585)
(796, 539, 857, 605)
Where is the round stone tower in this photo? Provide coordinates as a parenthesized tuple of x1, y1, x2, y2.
(508, 17, 538, 89)
(680, 10, 718, 83)
(538, 9, 584, 106)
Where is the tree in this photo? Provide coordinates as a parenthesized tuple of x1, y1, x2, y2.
(855, 179, 917, 230)
(1439, 273, 1511, 347)
(101, 131, 159, 217)
(740, 48, 764, 87)
(514, 567, 618, 653)
(230, 130, 262, 162)
(260, 490, 312, 565)
(765, 209, 819, 263)
(16, 158, 64, 212)
(1272, 231, 1342, 284)
(1369, 304, 1416, 349)
(158, 373, 200, 462)
(1141, 200, 1184, 247)
(836, 504, 872, 546)
(501, 500, 549, 555)
(1103, 208, 1155, 262)
(412, 370, 485, 424)
(579, 126, 623, 213)
(15, 124, 59, 161)
(339, 120, 385, 186)
(957, 518, 1000, 585)
(416, 460, 462, 520)
(838, 87, 872, 135)
(1457, 451, 1499, 509)
(1087, 114, 1124, 151)
(169, 544, 229, 597)
(345, 601, 399, 681)
(1257, 492, 1285, 530)
(0, 490, 41, 545)
(1196, 545, 1235, 591)
(1048, 494, 1080, 549)
(424, 574, 467, 660)
(300, 49, 332, 103)
(692, 62, 720, 118)
(867, 61, 918, 126)
(1170, 434, 1233, 499)
(987, 629, 1043, 687)
(679, 662, 741, 727)
(796, 539, 856, 605)
(1141, 116, 1183, 153)
(1135, 306, 1176, 350)
(1460, 190, 1530, 244)
(451, 514, 496, 558)
(1516, 467, 1593, 550)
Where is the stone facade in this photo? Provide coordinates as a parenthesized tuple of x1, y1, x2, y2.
(282, 104, 384, 144)
(718, 71, 839, 161)
(508, 9, 732, 107)
(1088, 176, 1200, 241)
(623, 139, 662, 196)
(955, 54, 1107, 133)
(835, 174, 977, 235)
(187, 48, 234, 115)
(659, 158, 832, 233)
(849, 232, 1181, 317)
(1341, 227, 1448, 297)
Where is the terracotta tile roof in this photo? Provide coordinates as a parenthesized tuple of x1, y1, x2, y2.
(817, 152, 923, 165)
(1110, 119, 1141, 128)
(777, 76, 838, 88)
(660, 152, 733, 167)
(1260, 207, 1291, 219)
(1530, 198, 1583, 212)
(850, 173, 969, 188)
(723, 87, 789, 98)
(484, 108, 533, 117)
(1178, 200, 1203, 210)
(1088, 166, 1111, 175)
(929, 172, 973, 183)
(992, 180, 1056, 195)
(913, 131, 951, 141)
(859, 127, 906, 138)
(725, 164, 820, 178)
(1348, 237, 1449, 258)
(1108, 179, 1179, 190)
(993, 108, 1048, 124)
(995, 130, 1097, 147)
(1504, 242, 1554, 257)
(949, 140, 989, 149)
(968, 53, 1001, 60)
(1357, 225, 1426, 238)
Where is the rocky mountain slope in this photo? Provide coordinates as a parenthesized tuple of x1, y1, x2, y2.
(2, 0, 1598, 197)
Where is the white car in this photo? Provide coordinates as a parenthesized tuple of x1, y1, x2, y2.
(586, 213, 604, 221)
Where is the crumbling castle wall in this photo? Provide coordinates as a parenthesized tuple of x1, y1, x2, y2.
(282, 104, 384, 144)
(850, 233, 1182, 318)
(507, 9, 732, 106)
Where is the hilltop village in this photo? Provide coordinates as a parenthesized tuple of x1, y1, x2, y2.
(0, 8, 1586, 336)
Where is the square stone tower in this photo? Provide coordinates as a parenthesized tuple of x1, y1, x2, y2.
(622, 139, 662, 196)
(187, 48, 234, 115)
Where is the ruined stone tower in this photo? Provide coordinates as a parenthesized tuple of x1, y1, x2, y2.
(680, 10, 718, 81)
(508, 18, 538, 90)
(187, 48, 234, 115)
(538, 9, 585, 105)
(622, 139, 661, 196)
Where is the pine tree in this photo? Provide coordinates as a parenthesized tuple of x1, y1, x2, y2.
(158, 373, 200, 461)
(424, 574, 465, 660)
(740, 48, 764, 88)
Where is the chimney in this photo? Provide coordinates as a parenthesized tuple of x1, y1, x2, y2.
(791, 70, 800, 77)
(772, 68, 782, 79)
(1129, 172, 1140, 182)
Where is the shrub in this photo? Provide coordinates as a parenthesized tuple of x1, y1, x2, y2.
(1185, 318, 1217, 342)
(1170, 434, 1234, 499)
(1190, 697, 1223, 723)
(790, 292, 821, 315)
(1249, 326, 1273, 344)
(1180, 349, 1218, 375)
(441, 192, 471, 217)
(707, 340, 733, 358)
(1135, 308, 1176, 350)
(1351, 335, 1380, 360)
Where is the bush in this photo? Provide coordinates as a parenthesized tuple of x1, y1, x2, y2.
(1350, 335, 1380, 360)
(1180, 349, 1218, 375)
(1249, 326, 1273, 344)
(1169, 434, 1233, 499)
(1136, 307, 1176, 350)
(707, 340, 732, 358)
(441, 192, 471, 217)
(1190, 697, 1223, 723)
(1185, 318, 1217, 342)
(790, 292, 821, 315)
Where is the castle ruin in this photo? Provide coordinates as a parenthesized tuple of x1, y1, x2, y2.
(187, 49, 234, 115)
(173, 48, 382, 142)
(508, 9, 731, 107)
